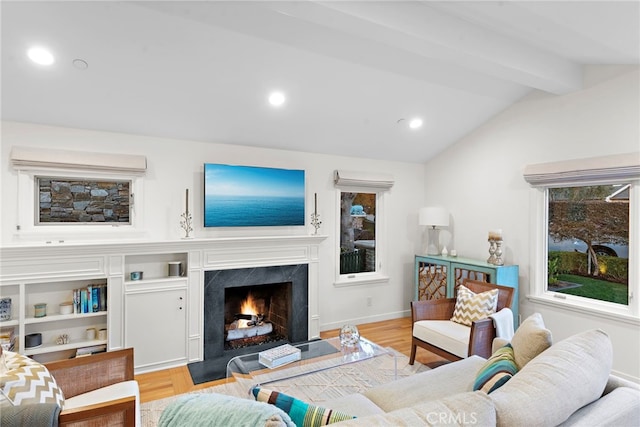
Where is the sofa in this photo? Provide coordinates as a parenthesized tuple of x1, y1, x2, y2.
(160, 316, 640, 427)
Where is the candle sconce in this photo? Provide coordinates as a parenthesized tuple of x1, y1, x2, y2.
(181, 188, 193, 239)
(311, 212, 322, 235)
(180, 211, 193, 239)
(311, 192, 321, 234)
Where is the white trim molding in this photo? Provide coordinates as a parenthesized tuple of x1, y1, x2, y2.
(334, 170, 394, 189)
(11, 146, 147, 174)
(523, 152, 640, 186)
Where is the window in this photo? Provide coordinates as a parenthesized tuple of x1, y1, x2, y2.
(547, 184, 630, 305)
(10, 146, 147, 240)
(524, 153, 639, 320)
(36, 176, 132, 225)
(339, 192, 376, 275)
(333, 170, 393, 286)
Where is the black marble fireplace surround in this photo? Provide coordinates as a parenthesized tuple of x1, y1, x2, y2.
(188, 264, 309, 384)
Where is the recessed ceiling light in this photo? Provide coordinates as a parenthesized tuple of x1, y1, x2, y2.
(268, 91, 286, 107)
(409, 118, 423, 129)
(27, 46, 54, 66)
(72, 59, 88, 70)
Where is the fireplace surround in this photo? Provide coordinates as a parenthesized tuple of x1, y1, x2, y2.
(186, 264, 309, 382)
(204, 264, 308, 360)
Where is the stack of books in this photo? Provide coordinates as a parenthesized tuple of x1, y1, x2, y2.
(75, 344, 107, 357)
(258, 344, 301, 369)
(0, 326, 15, 352)
(73, 284, 107, 314)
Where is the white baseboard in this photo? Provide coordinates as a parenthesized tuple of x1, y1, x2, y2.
(319, 309, 410, 332)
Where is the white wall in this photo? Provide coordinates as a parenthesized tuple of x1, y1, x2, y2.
(423, 65, 640, 380)
(0, 121, 425, 332)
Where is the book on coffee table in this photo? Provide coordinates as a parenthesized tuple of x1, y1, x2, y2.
(259, 344, 302, 369)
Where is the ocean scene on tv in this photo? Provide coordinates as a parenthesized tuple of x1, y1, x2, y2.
(204, 163, 305, 227)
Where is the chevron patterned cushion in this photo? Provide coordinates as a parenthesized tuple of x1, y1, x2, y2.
(0, 351, 64, 408)
(450, 285, 499, 326)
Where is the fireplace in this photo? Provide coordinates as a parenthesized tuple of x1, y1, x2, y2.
(223, 282, 291, 350)
(202, 264, 308, 363)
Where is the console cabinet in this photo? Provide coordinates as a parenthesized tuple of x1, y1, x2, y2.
(122, 252, 189, 373)
(414, 255, 519, 325)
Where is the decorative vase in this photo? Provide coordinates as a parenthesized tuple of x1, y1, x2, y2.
(339, 324, 360, 348)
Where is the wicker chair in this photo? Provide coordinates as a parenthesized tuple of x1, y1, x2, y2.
(409, 280, 514, 364)
(45, 348, 139, 426)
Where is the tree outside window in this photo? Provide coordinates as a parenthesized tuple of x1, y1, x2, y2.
(547, 184, 629, 305)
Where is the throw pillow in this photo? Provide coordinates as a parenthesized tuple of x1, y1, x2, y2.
(510, 312, 552, 369)
(473, 344, 518, 394)
(0, 351, 64, 408)
(252, 387, 356, 426)
(159, 393, 295, 427)
(450, 285, 499, 326)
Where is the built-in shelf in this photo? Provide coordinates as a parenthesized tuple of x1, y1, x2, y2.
(24, 311, 106, 325)
(24, 339, 107, 356)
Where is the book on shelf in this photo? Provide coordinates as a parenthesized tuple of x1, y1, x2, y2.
(73, 284, 108, 314)
(258, 344, 302, 369)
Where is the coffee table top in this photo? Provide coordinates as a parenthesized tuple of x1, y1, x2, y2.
(226, 336, 393, 392)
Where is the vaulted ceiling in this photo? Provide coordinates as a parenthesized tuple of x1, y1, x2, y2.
(2, 1, 638, 163)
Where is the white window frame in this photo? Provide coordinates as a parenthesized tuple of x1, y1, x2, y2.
(526, 155, 640, 323)
(14, 168, 145, 242)
(334, 187, 390, 287)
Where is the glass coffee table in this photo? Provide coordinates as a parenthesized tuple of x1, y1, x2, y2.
(226, 336, 396, 394)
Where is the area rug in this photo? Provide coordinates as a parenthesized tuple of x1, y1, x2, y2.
(141, 350, 429, 426)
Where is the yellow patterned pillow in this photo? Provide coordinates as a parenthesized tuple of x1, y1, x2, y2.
(0, 351, 64, 408)
(450, 285, 499, 326)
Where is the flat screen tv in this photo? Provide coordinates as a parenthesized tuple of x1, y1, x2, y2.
(204, 163, 305, 227)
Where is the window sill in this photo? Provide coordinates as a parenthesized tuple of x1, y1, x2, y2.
(334, 273, 390, 287)
(527, 293, 640, 326)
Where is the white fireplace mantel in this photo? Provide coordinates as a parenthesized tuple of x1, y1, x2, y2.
(0, 235, 327, 372)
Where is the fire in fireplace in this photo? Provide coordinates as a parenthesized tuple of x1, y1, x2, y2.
(224, 283, 290, 350)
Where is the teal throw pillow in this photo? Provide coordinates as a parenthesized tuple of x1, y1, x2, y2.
(252, 386, 356, 426)
(473, 343, 518, 393)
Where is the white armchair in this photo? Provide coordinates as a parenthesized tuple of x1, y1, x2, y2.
(409, 280, 515, 363)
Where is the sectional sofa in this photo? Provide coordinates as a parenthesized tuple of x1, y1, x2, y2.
(159, 315, 640, 426)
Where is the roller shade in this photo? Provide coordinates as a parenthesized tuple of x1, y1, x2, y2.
(334, 170, 394, 189)
(523, 152, 639, 186)
(10, 146, 147, 174)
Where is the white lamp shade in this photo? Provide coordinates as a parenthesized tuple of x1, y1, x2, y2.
(419, 207, 449, 227)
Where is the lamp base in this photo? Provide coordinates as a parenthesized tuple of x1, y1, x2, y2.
(426, 227, 441, 255)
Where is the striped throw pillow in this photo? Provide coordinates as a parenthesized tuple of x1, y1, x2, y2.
(450, 285, 499, 326)
(252, 387, 355, 426)
(473, 344, 518, 393)
(0, 351, 64, 407)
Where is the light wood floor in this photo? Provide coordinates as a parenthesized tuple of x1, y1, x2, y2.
(135, 316, 446, 403)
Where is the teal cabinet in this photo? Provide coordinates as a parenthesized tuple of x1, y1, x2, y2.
(414, 255, 519, 326)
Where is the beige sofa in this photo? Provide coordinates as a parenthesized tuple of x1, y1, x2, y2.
(160, 322, 640, 427)
(324, 327, 640, 426)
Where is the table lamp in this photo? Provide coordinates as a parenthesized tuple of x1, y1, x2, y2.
(419, 207, 449, 255)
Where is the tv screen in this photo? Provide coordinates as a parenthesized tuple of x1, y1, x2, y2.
(204, 163, 305, 227)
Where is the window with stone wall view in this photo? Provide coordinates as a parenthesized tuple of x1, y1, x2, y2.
(547, 183, 630, 305)
(37, 177, 131, 224)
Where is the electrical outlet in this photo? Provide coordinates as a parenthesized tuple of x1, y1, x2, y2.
(366, 296, 372, 307)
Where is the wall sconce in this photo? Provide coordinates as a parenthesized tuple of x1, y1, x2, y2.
(419, 207, 449, 255)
